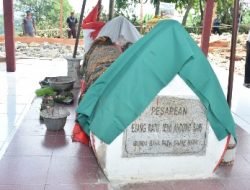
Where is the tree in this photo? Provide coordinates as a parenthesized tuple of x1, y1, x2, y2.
(150, 0, 205, 27)
(15, 0, 73, 30)
(150, 0, 167, 16)
(147, 0, 159, 16)
(176, 0, 196, 26)
(184, 0, 205, 27)
(114, 0, 138, 19)
(198, 0, 204, 23)
(216, 0, 234, 27)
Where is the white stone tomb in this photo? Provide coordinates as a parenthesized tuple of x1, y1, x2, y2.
(90, 75, 228, 182)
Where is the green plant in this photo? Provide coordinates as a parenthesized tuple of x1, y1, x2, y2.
(35, 87, 56, 97)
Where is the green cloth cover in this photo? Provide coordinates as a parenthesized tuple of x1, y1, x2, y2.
(77, 20, 236, 144)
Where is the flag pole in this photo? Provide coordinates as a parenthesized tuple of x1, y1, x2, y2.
(73, 0, 87, 58)
(227, 0, 240, 107)
(108, 0, 114, 20)
(97, 0, 102, 21)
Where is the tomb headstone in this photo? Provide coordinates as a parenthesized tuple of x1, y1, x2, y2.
(91, 76, 228, 182)
(122, 96, 208, 157)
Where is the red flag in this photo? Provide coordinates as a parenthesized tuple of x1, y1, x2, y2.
(82, 0, 101, 24)
(72, 122, 90, 145)
(82, 0, 105, 39)
(72, 80, 90, 145)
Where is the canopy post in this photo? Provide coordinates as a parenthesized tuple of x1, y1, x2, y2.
(73, 0, 87, 58)
(3, 0, 15, 72)
(109, 0, 114, 20)
(200, 0, 214, 56)
(227, 0, 240, 107)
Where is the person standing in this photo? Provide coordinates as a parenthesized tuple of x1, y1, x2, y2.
(212, 16, 221, 35)
(244, 30, 250, 88)
(22, 11, 36, 37)
(66, 12, 78, 38)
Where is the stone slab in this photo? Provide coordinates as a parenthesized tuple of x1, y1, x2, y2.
(122, 96, 208, 157)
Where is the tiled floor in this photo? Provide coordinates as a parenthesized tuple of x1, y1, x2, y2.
(212, 65, 250, 134)
(0, 95, 109, 190)
(0, 58, 67, 157)
(0, 59, 250, 190)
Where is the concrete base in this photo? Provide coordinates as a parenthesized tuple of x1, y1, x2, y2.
(90, 76, 228, 182)
(65, 56, 82, 88)
(221, 136, 236, 166)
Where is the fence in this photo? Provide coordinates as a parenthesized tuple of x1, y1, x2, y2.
(16, 22, 250, 38)
(35, 28, 83, 38)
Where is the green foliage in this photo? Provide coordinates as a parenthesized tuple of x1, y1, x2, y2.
(241, 3, 250, 32)
(15, 0, 73, 31)
(239, 24, 249, 34)
(143, 14, 154, 23)
(242, 10, 250, 24)
(115, 0, 131, 11)
(216, 0, 234, 26)
(184, 0, 204, 28)
(0, 15, 3, 34)
(150, 0, 176, 6)
(114, 0, 137, 20)
(35, 87, 56, 97)
(185, 14, 202, 34)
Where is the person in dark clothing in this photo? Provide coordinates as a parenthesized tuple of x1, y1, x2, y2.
(244, 31, 250, 88)
(212, 17, 221, 35)
(66, 12, 78, 38)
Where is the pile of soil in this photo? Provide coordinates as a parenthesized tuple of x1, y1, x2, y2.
(0, 34, 247, 77)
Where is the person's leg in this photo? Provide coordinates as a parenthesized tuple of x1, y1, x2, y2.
(68, 30, 71, 38)
(212, 27, 215, 34)
(214, 27, 219, 34)
(218, 28, 222, 35)
(72, 28, 76, 38)
(215, 28, 218, 34)
(29, 32, 34, 37)
(244, 41, 250, 86)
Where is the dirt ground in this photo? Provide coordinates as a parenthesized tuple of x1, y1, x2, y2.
(0, 34, 247, 76)
(207, 33, 247, 76)
(0, 36, 84, 46)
